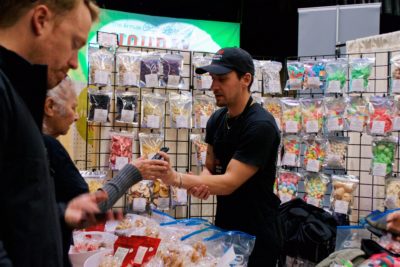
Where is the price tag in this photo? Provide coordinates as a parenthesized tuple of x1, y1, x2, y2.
(167, 75, 180, 87)
(94, 70, 109, 85)
(327, 154, 342, 163)
(123, 72, 138, 86)
(393, 117, 400, 131)
(351, 78, 365, 92)
(133, 246, 149, 264)
(157, 198, 170, 210)
(115, 156, 129, 170)
(371, 121, 385, 134)
(200, 115, 209, 128)
(201, 75, 213, 89)
(94, 109, 108, 122)
(285, 121, 298, 133)
(327, 118, 340, 131)
(217, 246, 236, 267)
(145, 74, 158, 87)
(392, 79, 400, 93)
(373, 163, 387, 176)
(147, 115, 160, 128)
(283, 153, 296, 166)
(133, 198, 146, 212)
(280, 194, 292, 204)
(307, 159, 320, 172)
(334, 200, 349, 214)
(307, 77, 320, 88)
(307, 197, 320, 207)
(176, 189, 187, 203)
(327, 80, 341, 93)
(306, 120, 319, 133)
(201, 151, 207, 165)
(121, 110, 135, 122)
(176, 115, 189, 128)
(349, 117, 363, 132)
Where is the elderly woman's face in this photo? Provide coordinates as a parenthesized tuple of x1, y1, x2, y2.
(51, 94, 78, 136)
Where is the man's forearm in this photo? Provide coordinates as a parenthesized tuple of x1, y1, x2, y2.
(179, 172, 236, 195)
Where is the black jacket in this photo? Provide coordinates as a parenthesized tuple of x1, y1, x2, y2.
(0, 46, 63, 266)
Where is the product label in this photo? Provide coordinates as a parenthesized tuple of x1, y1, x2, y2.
(145, 74, 158, 87)
(200, 115, 209, 128)
(157, 198, 170, 210)
(307, 159, 320, 172)
(307, 77, 320, 88)
(217, 246, 237, 267)
(115, 156, 129, 170)
(327, 80, 341, 93)
(327, 154, 342, 163)
(393, 117, 400, 131)
(176, 189, 187, 203)
(121, 110, 135, 123)
(283, 153, 296, 166)
(133, 198, 147, 212)
(327, 118, 340, 131)
(334, 200, 349, 214)
(176, 115, 189, 128)
(123, 72, 138, 86)
(147, 115, 160, 128)
(373, 163, 387, 176)
(201, 151, 207, 165)
(351, 78, 365, 92)
(167, 75, 180, 87)
(349, 117, 364, 132)
(94, 109, 108, 122)
(306, 120, 319, 133)
(307, 197, 320, 207)
(285, 121, 299, 133)
(392, 79, 400, 93)
(94, 70, 109, 85)
(371, 121, 385, 134)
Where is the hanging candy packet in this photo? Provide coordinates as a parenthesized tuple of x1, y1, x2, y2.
(138, 132, 163, 160)
(152, 179, 170, 211)
(286, 61, 304, 90)
(323, 136, 349, 169)
(128, 180, 153, 213)
(303, 60, 324, 90)
(190, 134, 207, 167)
(141, 92, 166, 129)
(89, 47, 114, 86)
(262, 61, 282, 94)
(281, 135, 301, 167)
(171, 186, 188, 208)
(193, 55, 213, 90)
(323, 97, 347, 134)
(250, 60, 262, 93)
(87, 87, 112, 123)
(367, 96, 394, 135)
(139, 53, 161, 88)
(115, 90, 139, 124)
(193, 92, 215, 129)
(371, 136, 397, 177)
(109, 131, 134, 171)
(303, 172, 329, 208)
(300, 97, 324, 134)
(390, 55, 400, 94)
(116, 51, 141, 87)
(303, 135, 327, 172)
(263, 97, 282, 130)
(325, 58, 348, 94)
(385, 177, 400, 209)
(345, 96, 368, 132)
(392, 97, 400, 131)
(349, 57, 374, 93)
(160, 53, 184, 88)
(80, 170, 107, 193)
(330, 175, 359, 219)
(168, 91, 192, 129)
(281, 98, 301, 134)
(277, 169, 301, 204)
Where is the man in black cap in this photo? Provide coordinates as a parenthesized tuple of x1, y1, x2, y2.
(158, 47, 283, 266)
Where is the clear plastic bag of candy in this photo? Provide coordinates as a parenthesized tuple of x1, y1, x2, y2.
(390, 54, 400, 94)
(345, 95, 368, 132)
(385, 177, 400, 209)
(72, 231, 117, 253)
(263, 97, 282, 130)
(349, 57, 374, 93)
(262, 61, 282, 94)
(371, 136, 397, 177)
(303, 172, 329, 208)
(140, 53, 161, 88)
(300, 97, 324, 134)
(87, 87, 112, 123)
(250, 60, 262, 93)
(109, 131, 134, 171)
(286, 61, 304, 90)
(171, 186, 188, 208)
(281, 98, 301, 134)
(152, 179, 170, 211)
(392, 97, 400, 131)
(141, 92, 166, 129)
(325, 58, 348, 94)
(323, 96, 347, 133)
(128, 180, 153, 213)
(193, 92, 216, 129)
(303, 60, 324, 90)
(115, 90, 139, 124)
(89, 47, 114, 86)
(160, 53, 184, 89)
(138, 132, 163, 160)
(277, 169, 301, 204)
(330, 175, 359, 217)
(281, 135, 301, 167)
(80, 170, 107, 193)
(302, 135, 327, 172)
(323, 136, 349, 169)
(168, 91, 192, 129)
(116, 51, 141, 87)
(190, 134, 207, 167)
(193, 55, 213, 90)
(367, 96, 394, 135)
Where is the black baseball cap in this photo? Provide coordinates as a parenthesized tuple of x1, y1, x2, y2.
(195, 47, 254, 76)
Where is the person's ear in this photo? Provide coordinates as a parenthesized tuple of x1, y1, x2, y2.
(241, 73, 252, 88)
(44, 97, 55, 117)
(31, 5, 54, 36)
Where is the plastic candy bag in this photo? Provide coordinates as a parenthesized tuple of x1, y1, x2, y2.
(262, 61, 282, 94)
(193, 55, 213, 90)
(87, 88, 112, 123)
(385, 177, 400, 209)
(89, 48, 114, 86)
(390, 54, 400, 94)
(128, 180, 153, 213)
(141, 92, 166, 129)
(250, 60, 262, 93)
(349, 57, 374, 93)
(287, 61, 304, 90)
(152, 179, 170, 211)
(115, 90, 139, 124)
(140, 53, 161, 88)
(80, 170, 107, 193)
(392, 98, 400, 131)
(367, 96, 394, 135)
(345, 96, 368, 132)
(323, 137, 349, 169)
(300, 97, 324, 134)
(303, 135, 327, 172)
(168, 91, 192, 129)
(281, 98, 301, 134)
(303, 172, 329, 208)
(330, 175, 359, 218)
(138, 132, 163, 160)
(371, 136, 397, 177)
(171, 186, 188, 207)
(325, 58, 347, 94)
(281, 135, 301, 167)
(323, 96, 347, 133)
(116, 51, 141, 87)
(263, 97, 282, 130)
(303, 60, 324, 90)
(109, 131, 134, 171)
(277, 169, 301, 204)
(160, 53, 184, 89)
(190, 134, 207, 167)
(193, 92, 215, 129)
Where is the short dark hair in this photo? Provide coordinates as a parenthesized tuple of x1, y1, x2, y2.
(235, 70, 254, 91)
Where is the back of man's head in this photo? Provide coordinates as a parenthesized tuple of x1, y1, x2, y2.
(0, 0, 99, 28)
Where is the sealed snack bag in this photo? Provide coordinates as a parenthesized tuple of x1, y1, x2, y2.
(168, 91, 192, 129)
(80, 170, 107, 193)
(300, 97, 324, 134)
(263, 97, 282, 130)
(371, 136, 397, 177)
(139, 53, 161, 88)
(287, 61, 305, 90)
(116, 51, 141, 87)
(281, 135, 301, 167)
(193, 92, 216, 129)
(325, 58, 347, 94)
(335, 226, 371, 251)
(392, 98, 400, 131)
(115, 90, 139, 124)
(281, 98, 301, 134)
(250, 60, 262, 93)
(303, 172, 329, 208)
(152, 179, 170, 211)
(277, 169, 301, 204)
(141, 92, 166, 129)
(89, 47, 114, 86)
(262, 61, 282, 94)
(109, 131, 134, 171)
(345, 95, 368, 132)
(171, 186, 188, 208)
(330, 175, 359, 224)
(323, 137, 349, 169)
(87, 87, 112, 123)
(349, 57, 374, 93)
(385, 177, 400, 209)
(139, 132, 163, 160)
(160, 53, 184, 89)
(193, 55, 213, 90)
(367, 96, 394, 135)
(303, 135, 327, 172)
(390, 54, 400, 94)
(323, 96, 347, 133)
(190, 134, 207, 167)
(128, 180, 153, 213)
(303, 60, 324, 90)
